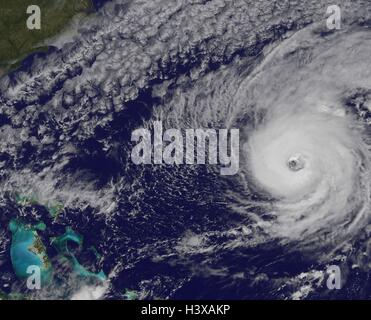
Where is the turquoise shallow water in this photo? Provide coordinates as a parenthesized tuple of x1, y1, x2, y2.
(9, 220, 52, 285)
(9, 220, 107, 289)
(52, 227, 107, 282)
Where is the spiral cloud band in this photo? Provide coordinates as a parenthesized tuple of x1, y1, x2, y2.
(1, 0, 371, 299)
(239, 26, 371, 246)
(248, 110, 369, 242)
(151, 22, 371, 251)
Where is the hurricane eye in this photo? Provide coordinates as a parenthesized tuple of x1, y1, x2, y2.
(287, 155, 305, 171)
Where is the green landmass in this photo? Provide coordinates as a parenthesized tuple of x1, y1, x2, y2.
(15, 193, 64, 219)
(46, 201, 64, 219)
(0, 0, 93, 75)
(9, 194, 107, 298)
(8, 219, 53, 286)
(123, 289, 138, 300)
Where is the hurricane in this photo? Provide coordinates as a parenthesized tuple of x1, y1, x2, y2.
(0, 0, 371, 300)
(157, 24, 371, 251)
(247, 110, 370, 245)
(239, 26, 371, 248)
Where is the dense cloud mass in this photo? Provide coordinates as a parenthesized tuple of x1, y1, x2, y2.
(0, 0, 371, 299)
